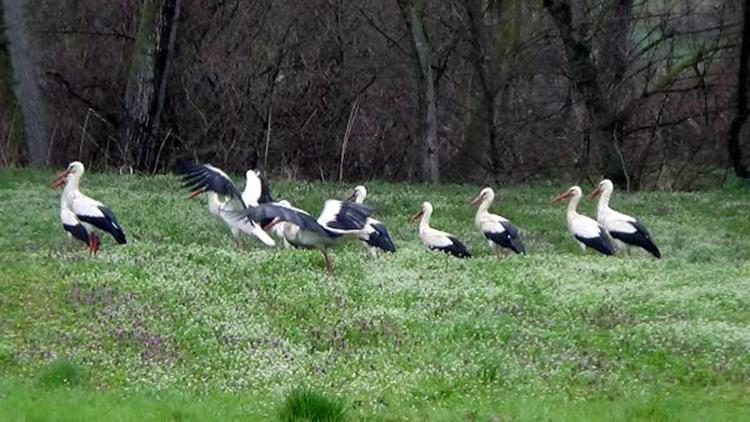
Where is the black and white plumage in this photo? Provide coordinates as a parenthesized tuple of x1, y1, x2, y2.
(470, 187, 525, 257)
(346, 185, 396, 255)
(178, 163, 275, 248)
(589, 179, 661, 258)
(52, 161, 127, 254)
(181, 163, 371, 271)
(552, 186, 615, 256)
(412, 201, 471, 258)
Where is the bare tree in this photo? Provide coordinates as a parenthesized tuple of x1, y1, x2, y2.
(2, 0, 50, 166)
(396, 0, 439, 183)
(726, 0, 750, 178)
(121, 0, 182, 170)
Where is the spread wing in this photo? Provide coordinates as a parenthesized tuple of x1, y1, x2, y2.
(178, 162, 244, 207)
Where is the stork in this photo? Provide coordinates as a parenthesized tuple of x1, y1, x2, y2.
(469, 187, 525, 257)
(588, 179, 661, 258)
(178, 163, 275, 249)
(551, 186, 615, 256)
(51, 161, 127, 254)
(181, 163, 371, 272)
(412, 202, 471, 258)
(345, 185, 396, 255)
(241, 169, 290, 247)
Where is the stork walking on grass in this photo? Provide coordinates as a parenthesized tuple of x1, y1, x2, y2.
(345, 185, 396, 256)
(412, 202, 471, 258)
(588, 179, 661, 258)
(551, 186, 615, 256)
(470, 187, 525, 257)
(51, 161, 127, 254)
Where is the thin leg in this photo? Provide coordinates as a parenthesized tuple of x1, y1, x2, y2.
(495, 248, 502, 260)
(234, 238, 244, 250)
(322, 249, 334, 273)
(92, 233, 100, 256)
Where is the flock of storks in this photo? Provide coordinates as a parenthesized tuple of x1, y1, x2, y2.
(52, 161, 660, 272)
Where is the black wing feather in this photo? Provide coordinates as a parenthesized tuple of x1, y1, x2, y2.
(230, 204, 334, 237)
(324, 201, 370, 231)
(77, 206, 127, 244)
(364, 222, 396, 252)
(431, 236, 471, 258)
(610, 220, 661, 258)
(63, 223, 89, 244)
(575, 233, 615, 256)
(178, 162, 244, 205)
(485, 221, 526, 254)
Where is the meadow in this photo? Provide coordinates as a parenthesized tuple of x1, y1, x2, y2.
(1, 168, 749, 420)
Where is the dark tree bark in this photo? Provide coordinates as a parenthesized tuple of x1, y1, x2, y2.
(396, 0, 439, 183)
(727, 0, 750, 179)
(121, 0, 181, 170)
(2, 0, 50, 166)
(543, 0, 628, 186)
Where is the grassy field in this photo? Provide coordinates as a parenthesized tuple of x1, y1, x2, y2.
(1, 168, 749, 420)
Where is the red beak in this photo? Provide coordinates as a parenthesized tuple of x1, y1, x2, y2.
(50, 169, 71, 188)
(411, 210, 423, 223)
(469, 194, 482, 207)
(587, 186, 603, 199)
(344, 192, 356, 202)
(187, 187, 207, 199)
(551, 191, 572, 205)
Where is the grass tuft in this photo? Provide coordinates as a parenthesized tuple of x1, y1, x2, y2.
(39, 359, 84, 389)
(278, 388, 347, 421)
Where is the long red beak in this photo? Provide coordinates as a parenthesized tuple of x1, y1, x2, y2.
(469, 194, 482, 207)
(587, 187, 602, 199)
(411, 211, 423, 223)
(344, 192, 356, 202)
(551, 192, 572, 205)
(50, 169, 71, 188)
(187, 187, 207, 199)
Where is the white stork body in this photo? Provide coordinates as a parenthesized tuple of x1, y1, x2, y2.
(346, 185, 396, 256)
(470, 187, 525, 257)
(552, 186, 614, 256)
(590, 179, 661, 258)
(52, 161, 127, 254)
(206, 191, 275, 248)
(412, 202, 470, 258)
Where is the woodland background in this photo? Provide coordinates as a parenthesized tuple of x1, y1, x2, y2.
(1, 0, 750, 190)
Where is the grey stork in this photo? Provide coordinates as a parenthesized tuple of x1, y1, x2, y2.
(469, 187, 525, 257)
(51, 161, 127, 254)
(551, 186, 615, 256)
(345, 185, 396, 255)
(412, 201, 471, 258)
(588, 179, 661, 258)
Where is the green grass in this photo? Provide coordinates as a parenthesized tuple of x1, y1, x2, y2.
(1, 167, 749, 420)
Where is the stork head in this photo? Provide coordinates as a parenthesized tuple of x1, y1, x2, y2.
(469, 186, 494, 207)
(587, 179, 614, 199)
(346, 185, 367, 203)
(551, 186, 582, 205)
(411, 201, 432, 222)
(51, 161, 85, 188)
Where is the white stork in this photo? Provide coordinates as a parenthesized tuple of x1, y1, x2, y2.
(178, 163, 275, 249)
(551, 186, 615, 256)
(181, 163, 371, 272)
(345, 185, 396, 256)
(588, 179, 661, 258)
(469, 187, 525, 257)
(241, 169, 290, 247)
(51, 161, 127, 254)
(411, 201, 471, 258)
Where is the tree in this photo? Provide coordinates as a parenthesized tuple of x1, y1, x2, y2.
(1, 0, 50, 166)
(396, 0, 440, 183)
(121, 0, 182, 171)
(726, 0, 750, 178)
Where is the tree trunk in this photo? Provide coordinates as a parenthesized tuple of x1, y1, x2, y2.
(726, 0, 750, 179)
(121, 0, 181, 170)
(543, 0, 627, 186)
(397, 0, 439, 183)
(1, 0, 50, 166)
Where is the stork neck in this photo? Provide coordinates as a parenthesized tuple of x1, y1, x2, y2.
(62, 174, 82, 201)
(566, 194, 581, 220)
(419, 209, 432, 231)
(597, 189, 612, 212)
(354, 191, 365, 204)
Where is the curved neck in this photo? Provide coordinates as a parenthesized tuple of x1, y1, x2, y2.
(419, 208, 432, 230)
(477, 194, 493, 215)
(566, 194, 581, 218)
(597, 189, 612, 211)
(354, 191, 366, 204)
(62, 174, 82, 198)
